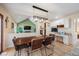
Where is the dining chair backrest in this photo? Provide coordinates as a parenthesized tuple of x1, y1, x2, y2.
(43, 36, 52, 46)
(12, 39, 15, 45)
(31, 38, 43, 50)
(49, 34, 55, 41)
(12, 38, 18, 51)
(12, 37, 22, 51)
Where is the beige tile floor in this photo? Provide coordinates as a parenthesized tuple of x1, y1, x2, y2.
(1, 41, 73, 56)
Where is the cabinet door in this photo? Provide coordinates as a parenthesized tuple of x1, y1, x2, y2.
(64, 18, 71, 28)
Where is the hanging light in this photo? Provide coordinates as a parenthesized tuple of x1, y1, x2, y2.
(33, 5, 49, 37)
(39, 18, 43, 23)
(34, 16, 38, 22)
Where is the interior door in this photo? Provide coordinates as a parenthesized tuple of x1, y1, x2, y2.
(0, 14, 3, 53)
(0, 16, 1, 53)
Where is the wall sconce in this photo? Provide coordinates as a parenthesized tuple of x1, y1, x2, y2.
(5, 16, 9, 28)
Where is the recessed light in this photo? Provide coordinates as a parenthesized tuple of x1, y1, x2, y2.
(55, 16, 59, 19)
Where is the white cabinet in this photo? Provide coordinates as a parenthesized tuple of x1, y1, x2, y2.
(64, 18, 72, 28)
(63, 35, 69, 45)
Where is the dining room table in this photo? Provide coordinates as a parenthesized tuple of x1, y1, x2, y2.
(13, 35, 50, 56)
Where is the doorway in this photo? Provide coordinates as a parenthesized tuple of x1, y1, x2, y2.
(0, 14, 3, 54)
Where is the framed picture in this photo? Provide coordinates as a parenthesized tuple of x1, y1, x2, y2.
(11, 22, 14, 29)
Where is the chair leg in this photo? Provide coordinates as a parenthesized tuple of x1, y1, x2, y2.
(40, 48, 43, 56)
(18, 50, 19, 56)
(27, 47, 30, 56)
(44, 46, 47, 56)
(20, 50, 21, 56)
(18, 49, 21, 56)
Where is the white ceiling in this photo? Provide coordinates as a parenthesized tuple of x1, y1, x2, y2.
(1, 3, 79, 23)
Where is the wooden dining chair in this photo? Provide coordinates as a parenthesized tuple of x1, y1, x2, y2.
(29, 38, 43, 56)
(12, 38, 30, 56)
(12, 38, 21, 56)
(42, 36, 54, 56)
(49, 34, 55, 47)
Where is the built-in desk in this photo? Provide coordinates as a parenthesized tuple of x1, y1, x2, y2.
(51, 32, 71, 45)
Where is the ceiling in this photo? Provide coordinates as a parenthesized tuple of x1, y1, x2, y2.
(1, 3, 79, 23)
